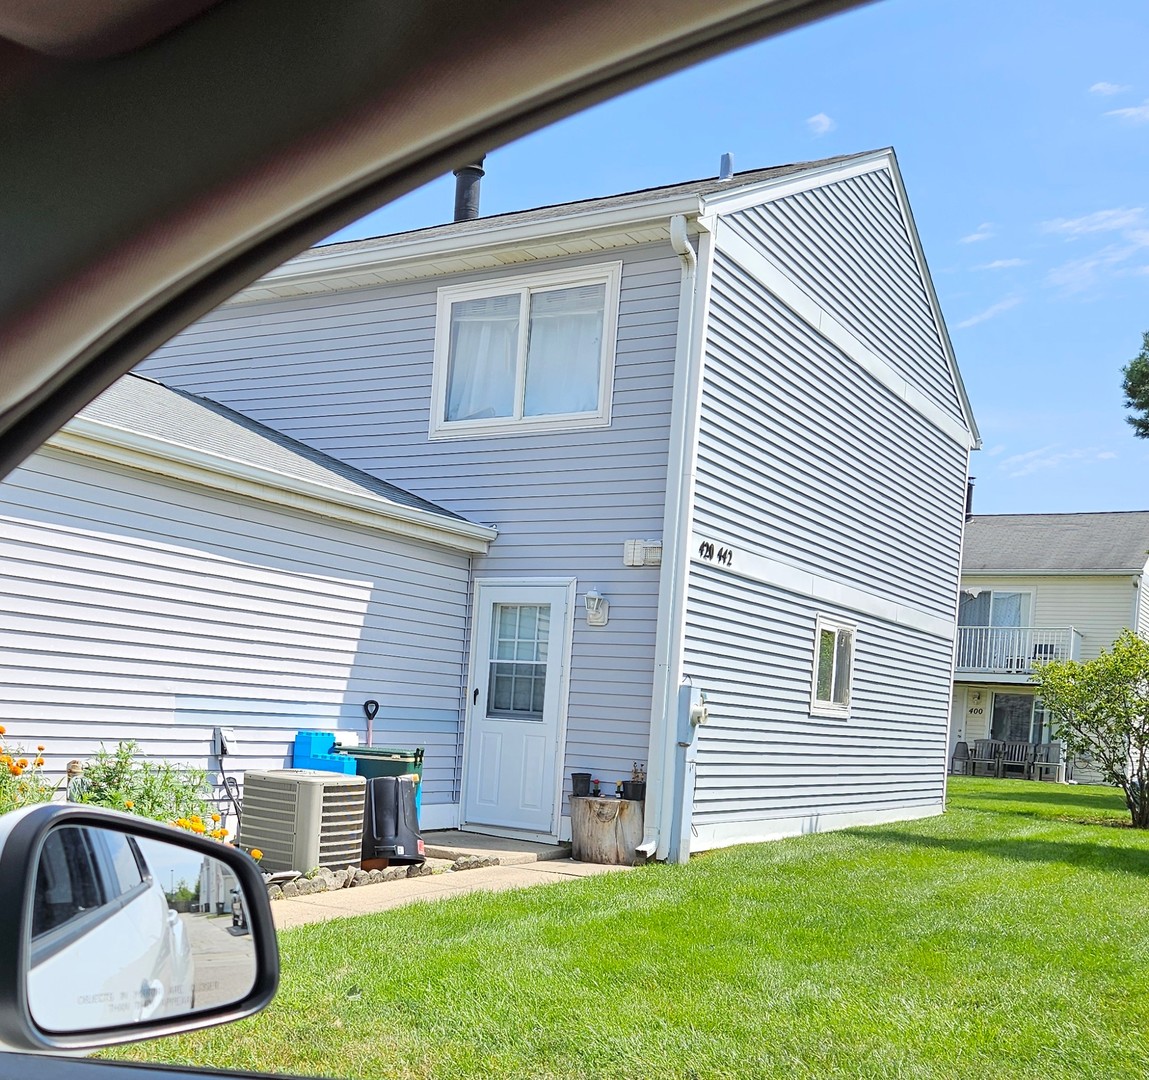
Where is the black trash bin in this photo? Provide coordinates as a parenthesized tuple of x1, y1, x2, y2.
(362, 775, 425, 865)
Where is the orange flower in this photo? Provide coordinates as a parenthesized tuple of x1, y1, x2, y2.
(0, 725, 6, 736)
(190, 821, 205, 834)
(123, 799, 134, 810)
(211, 812, 221, 823)
(36, 745, 44, 752)
(17, 758, 28, 768)
(8, 764, 22, 776)
(33, 758, 44, 767)
(250, 848, 263, 861)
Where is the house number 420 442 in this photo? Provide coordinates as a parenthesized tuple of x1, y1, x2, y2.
(698, 542, 734, 567)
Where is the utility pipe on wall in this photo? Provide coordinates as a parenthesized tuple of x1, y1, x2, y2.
(639, 212, 702, 863)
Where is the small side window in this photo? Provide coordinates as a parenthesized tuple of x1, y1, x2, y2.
(811, 616, 855, 718)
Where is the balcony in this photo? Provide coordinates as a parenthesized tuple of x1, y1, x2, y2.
(955, 626, 1082, 677)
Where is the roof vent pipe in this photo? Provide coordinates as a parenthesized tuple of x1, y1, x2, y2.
(718, 152, 734, 181)
(452, 157, 486, 221)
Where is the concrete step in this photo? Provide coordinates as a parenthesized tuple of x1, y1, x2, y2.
(421, 829, 571, 866)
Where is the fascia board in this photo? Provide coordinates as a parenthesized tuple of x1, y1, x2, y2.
(961, 569, 1140, 577)
(882, 151, 981, 449)
(698, 150, 892, 216)
(46, 419, 496, 554)
(239, 195, 707, 298)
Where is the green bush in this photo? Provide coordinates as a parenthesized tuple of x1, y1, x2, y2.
(74, 740, 211, 824)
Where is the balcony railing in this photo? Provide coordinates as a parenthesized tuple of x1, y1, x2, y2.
(955, 626, 1082, 675)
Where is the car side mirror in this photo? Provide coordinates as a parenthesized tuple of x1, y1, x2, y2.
(0, 804, 278, 1052)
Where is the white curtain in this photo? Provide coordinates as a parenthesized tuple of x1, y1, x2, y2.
(445, 293, 520, 421)
(522, 284, 605, 416)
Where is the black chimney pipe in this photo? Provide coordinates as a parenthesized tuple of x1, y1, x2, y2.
(453, 157, 486, 222)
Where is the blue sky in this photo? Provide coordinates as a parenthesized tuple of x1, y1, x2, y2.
(330, 0, 1149, 516)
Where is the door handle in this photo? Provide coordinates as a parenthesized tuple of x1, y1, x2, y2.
(473, 688, 479, 705)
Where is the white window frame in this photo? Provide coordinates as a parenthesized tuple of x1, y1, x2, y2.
(810, 615, 856, 719)
(429, 261, 622, 440)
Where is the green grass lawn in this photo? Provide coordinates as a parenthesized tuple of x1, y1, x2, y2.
(108, 778, 1149, 1079)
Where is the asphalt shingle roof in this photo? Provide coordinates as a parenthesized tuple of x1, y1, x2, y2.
(76, 374, 464, 522)
(310, 152, 878, 257)
(963, 512, 1149, 573)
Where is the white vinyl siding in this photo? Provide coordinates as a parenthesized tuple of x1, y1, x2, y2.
(141, 244, 682, 802)
(721, 168, 965, 423)
(685, 568, 951, 837)
(0, 451, 471, 807)
(697, 249, 966, 620)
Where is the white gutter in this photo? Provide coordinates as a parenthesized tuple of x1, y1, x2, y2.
(240, 194, 707, 300)
(642, 213, 709, 861)
(47, 418, 497, 555)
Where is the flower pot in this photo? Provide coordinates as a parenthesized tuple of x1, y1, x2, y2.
(571, 772, 591, 797)
(620, 781, 646, 802)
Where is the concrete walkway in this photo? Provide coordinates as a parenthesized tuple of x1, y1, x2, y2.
(271, 832, 627, 930)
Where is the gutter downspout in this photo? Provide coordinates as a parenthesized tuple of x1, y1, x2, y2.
(639, 212, 703, 863)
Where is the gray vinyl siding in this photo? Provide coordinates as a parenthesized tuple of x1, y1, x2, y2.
(686, 567, 951, 825)
(698, 249, 966, 619)
(141, 243, 682, 796)
(722, 168, 964, 422)
(0, 451, 471, 807)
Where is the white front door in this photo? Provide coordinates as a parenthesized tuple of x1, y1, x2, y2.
(462, 582, 572, 835)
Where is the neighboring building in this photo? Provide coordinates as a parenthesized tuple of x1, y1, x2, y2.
(951, 511, 1149, 770)
(3, 149, 978, 858)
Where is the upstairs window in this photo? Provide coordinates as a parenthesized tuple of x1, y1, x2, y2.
(811, 616, 855, 718)
(430, 263, 621, 438)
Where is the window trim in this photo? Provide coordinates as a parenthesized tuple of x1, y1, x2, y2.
(429, 261, 622, 440)
(810, 615, 856, 719)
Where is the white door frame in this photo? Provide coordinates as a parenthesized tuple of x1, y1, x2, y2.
(459, 576, 576, 841)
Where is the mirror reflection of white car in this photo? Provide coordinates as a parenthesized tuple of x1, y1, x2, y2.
(28, 826, 195, 1032)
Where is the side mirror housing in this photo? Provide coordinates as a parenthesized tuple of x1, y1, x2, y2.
(0, 804, 278, 1051)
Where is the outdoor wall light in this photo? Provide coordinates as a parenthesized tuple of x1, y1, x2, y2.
(584, 589, 609, 627)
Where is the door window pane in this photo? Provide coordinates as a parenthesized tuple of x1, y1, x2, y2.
(488, 603, 550, 720)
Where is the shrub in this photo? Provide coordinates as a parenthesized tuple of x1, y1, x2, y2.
(74, 740, 212, 824)
(0, 726, 55, 815)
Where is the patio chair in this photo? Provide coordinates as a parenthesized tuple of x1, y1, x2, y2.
(969, 739, 1004, 777)
(1030, 742, 1064, 782)
(950, 741, 970, 775)
(999, 741, 1034, 779)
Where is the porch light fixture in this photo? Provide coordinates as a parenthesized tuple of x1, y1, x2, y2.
(584, 589, 609, 627)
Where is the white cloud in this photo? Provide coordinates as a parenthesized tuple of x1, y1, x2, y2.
(985, 444, 1006, 457)
(806, 112, 836, 136)
(976, 258, 1027, 270)
(1041, 208, 1145, 235)
(1090, 81, 1130, 96)
(1106, 100, 1149, 123)
(999, 446, 1118, 478)
(959, 223, 995, 244)
(955, 295, 1022, 329)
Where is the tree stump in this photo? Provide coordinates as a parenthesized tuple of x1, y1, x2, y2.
(570, 796, 644, 865)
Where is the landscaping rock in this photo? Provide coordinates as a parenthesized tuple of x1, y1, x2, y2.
(407, 862, 432, 877)
(384, 866, 406, 881)
(351, 869, 371, 887)
(281, 880, 299, 898)
(343, 864, 359, 887)
(367, 868, 384, 884)
(267, 884, 283, 901)
(332, 869, 348, 889)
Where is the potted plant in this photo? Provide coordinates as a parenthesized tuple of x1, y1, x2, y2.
(620, 762, 646, 802)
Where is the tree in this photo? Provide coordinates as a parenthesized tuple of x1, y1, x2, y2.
(1121, 331, 1149, 438)
(1031, 630, 1149, 828)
